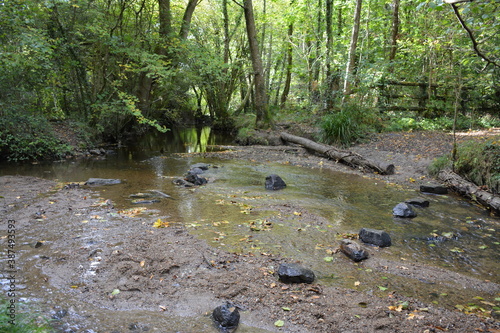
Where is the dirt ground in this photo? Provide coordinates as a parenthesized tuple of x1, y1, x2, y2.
(1, 130, 500, 332)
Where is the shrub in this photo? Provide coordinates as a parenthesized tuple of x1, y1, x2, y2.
(319, 104, 379, 147)
(0, 112, 72, 162)
(0, 297, 51, 332)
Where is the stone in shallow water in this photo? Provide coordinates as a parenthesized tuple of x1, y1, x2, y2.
(278, 263, 315, 284)
(212, 302, 240, 332)
(265, 174, 286, 190)
(359, 228, 391, 247)
(420, 183, 448, 194)
(405, 197, 430, 207)
(340, 239, 369, 262)
(85, 178, 121, 186)
(392, 202, 417, 218)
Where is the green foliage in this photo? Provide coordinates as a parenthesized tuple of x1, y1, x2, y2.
(319, 104, 380, 147)
(453, 137, 500, 194)
(384, 114, 500, 132)
(0, 297, 51, 332)
(428, 155, 452, 177)
(0, 112, 72, 162)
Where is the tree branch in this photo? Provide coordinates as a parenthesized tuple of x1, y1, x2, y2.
(450, 3, 499, 68)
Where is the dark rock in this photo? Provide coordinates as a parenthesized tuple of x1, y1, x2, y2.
(212, 302, 240, 332)
(173, 179, 191, 187)
(392, 202, 417, 218)
(185, 174, 208, 186)
(420, 183, 448, 194)
(51, 309, 68, 320)
(188, 167, 204, 175)
(265, 174, 286, 190)
(89, 149, 102, 155)
(190, 163, 210, 170)
(30, 241, 44, 248)
(340, 239, 369, 262)
(277, 263, 315, 284)
(85, 178, 121, 186)
(405, 197, 430, 207)
(359, 228, 391, 247)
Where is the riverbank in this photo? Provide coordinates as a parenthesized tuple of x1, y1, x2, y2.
(1, 130, 499, 332)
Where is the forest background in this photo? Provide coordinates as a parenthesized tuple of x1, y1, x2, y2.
(0, 0, 499, 162)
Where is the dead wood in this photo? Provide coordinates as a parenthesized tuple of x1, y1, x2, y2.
(438, 170, 500, 213)
(280, 132, 395, 175)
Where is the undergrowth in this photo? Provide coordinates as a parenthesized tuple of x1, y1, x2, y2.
(429, 136, 500, 194)
(0, 112, 72, 162)
(0, 297, 51, 332)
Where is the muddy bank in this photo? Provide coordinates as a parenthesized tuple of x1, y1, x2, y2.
(1, 172, 499, 332)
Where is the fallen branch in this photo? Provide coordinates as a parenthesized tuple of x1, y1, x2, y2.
(280, 132, 395, 175)
(438, 170, 500, 213)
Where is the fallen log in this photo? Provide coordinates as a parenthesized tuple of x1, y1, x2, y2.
(280, 132, 395, 175)
(437, 170, 500, 214)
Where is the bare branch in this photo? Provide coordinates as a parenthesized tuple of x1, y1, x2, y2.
(450, 3, 499, 68)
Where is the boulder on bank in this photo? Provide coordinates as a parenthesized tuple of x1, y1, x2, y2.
(212, 302, 240, 332)
(359, 228, 391, 247)
(405, 197, 430, 207)
(278, 263, 315, 284)
(393, 202, 417, 218)
(340, 239, 369, 262)
(420, 183, 448, 194)
(265, 174, 286, 190)
(85, 178, 121, 186)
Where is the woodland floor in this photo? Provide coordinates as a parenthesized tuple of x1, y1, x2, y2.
(1, 129, 499, 332)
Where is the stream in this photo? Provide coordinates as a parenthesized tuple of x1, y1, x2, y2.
(1, 126, 499, 331)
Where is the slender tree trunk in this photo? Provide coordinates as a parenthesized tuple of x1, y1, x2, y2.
(280, 23, 293, 108)
(325, 0, 334, 110)
(342, 0, 362, 103)
(179, 0, 199, 40)
(243, 0, 269, 127)
(388, 0, 400, 71)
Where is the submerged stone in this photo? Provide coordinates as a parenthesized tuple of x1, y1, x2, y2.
(393, 202, 417, 218)
(359, 228, 391, 247)
(340, 239, 369, 262)
(420, 183, 448, 194)
(190, 163, 210, 170)
(265, 174, 286, 190)
(405, 197, 430, 207)
(278, 263, 315, 284)
(85, 178, 121, 186)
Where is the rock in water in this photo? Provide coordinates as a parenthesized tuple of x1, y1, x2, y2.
(359, 228, 391, 247)
(212, 302, 240, 332)
(405, 197, 430, 207)
(265, 174, 286, 190)
(392, 202, 417, 218)
(85, 178, 121, 186)
(340, 239, 369, 262)
(277, 263, 315, 284)
(420, 183, 448, 194)
(185, 174, 208, 186)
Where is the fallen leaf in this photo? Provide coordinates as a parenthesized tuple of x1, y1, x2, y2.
(354, 281, 361, 286)
(324, 256, 334, 262)
(274, 320, 285, 327)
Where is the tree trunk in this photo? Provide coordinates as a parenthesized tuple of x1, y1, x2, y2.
(243, 0, 269, 127)
(280, 132, 395, 175)
(438, 170, 500, 214)
(325, 0, 334, 110)
(342, 0, 362, 103)
(280, 23, 293, 108)
(179, 0, 199, 40)
(158, 0, 172, 39)
(388, 0, 400, 70)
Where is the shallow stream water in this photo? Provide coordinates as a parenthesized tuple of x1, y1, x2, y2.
(1, 127, 499, 331)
